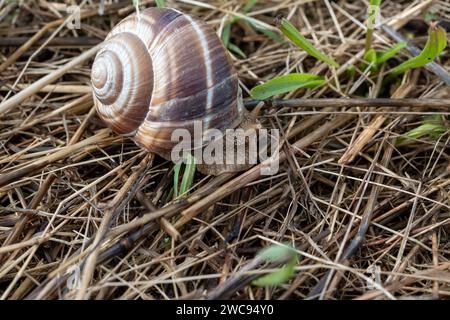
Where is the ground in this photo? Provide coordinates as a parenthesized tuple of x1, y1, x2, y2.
(0, 0, 449, 300)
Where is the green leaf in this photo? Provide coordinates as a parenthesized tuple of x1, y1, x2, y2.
(252, 262, 295, 286)
(180, 154, 196, 197)
(377, 41, 407, 64)
(243, 0, 258, 13)
(226, 19, 283, 47)
(365, 1, 381, 52)
(252, 243, 299, 287)
(259, 29, 284, 43)
(228, 0, 258, 24)
(222, 0, 281, 51)
(221, 0, 270, 55)
(396, 115, 447, 145)
(248, 21, 284, 43)
(221, 22, 231, 47)
(280, 19, 340, 68)
(257, 243, 297, 262)
(173, 153, 196, 198)
(250, 73, 325, 100)
(155, 0, 165, 7)
(436, 26, 448, 53)
(362, 48, 378, 72)
(173, 162, 181, 198)
(228, 43, 247, 58)
(390, 24, 447, 76)
(346, 65, 356, 78)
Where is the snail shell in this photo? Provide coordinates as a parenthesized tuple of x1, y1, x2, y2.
(91, 7, 244, 159)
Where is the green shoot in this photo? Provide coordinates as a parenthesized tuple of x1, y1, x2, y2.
(252, 263, 295, 287)
(242, 1, 283, 44)
(252, 243, 299, 287)
(248, 20, 284, 43)
(228, 43, 247, 58)
(390, 23, 447, 76)
(360, 41, 406, 74)
(221, 0, 281, 57)
(362, 48, 378, 72)
(396, 115, 447, 145)
(250, 73, 325, 100)
(377, 41, 407, 64)
(173, 153, 196, 198)
(346, 65, 356, 79)
(155, 0, 165, 7)
(243, 0, 258, 13)
(221, 23, 231, 47)
(256, 243, 297, 262)
(280, 19, 340, 68)
(365, 0, 382, 52)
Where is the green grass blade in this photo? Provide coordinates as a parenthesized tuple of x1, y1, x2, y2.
(259, 28, 284, 43)
(367, 0, 382, 25)
(252, 243, 299, 286)
(390, 25, 447, 76)
(436, 25, 447, 53)
(362, 48, 378, 72)
(226, 0, 259, 24)
(280, 19, 340, 68)
(243, 0, 258, 13)
(346, 65, 356, 78)
(257, 243, 297, 262)
(221, 1, 269, 56)
(179, 154, 196, 197)
(377, 41, 407, 64)
(250, 73, 325, 100)
(396, 115, 447, 145)
(365, 0, 382, 52)
(221, 22, 231, 47)
(228, 0, 258, 24)
(252, 262, 295, 286)
(249, 21, 284, 43)
(155, 0, 165, 7)
(228, 43, 247, 58)
(173, 162, 181, 198)
(173, 154, 196, 198)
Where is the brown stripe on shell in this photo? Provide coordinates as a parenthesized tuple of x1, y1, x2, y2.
(134, 9, 241, 155)
(190, 17, 236, 119)
(195, 21, 235, 86)
(107, 8, 182, 49)
(196, 22, 239, 132)
(93, 8, 244, 159)
(135, 75, 240, 155)
(147, 74, 238, 123)
(149, 14, 208, 106)
(208, 75, 239, 131)
(206, 75, 240, 130)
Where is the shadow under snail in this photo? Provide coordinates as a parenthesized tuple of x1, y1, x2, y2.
(91, 7, 260, 175)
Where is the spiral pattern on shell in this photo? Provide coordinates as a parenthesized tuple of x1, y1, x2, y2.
(91, 7, 242, 157)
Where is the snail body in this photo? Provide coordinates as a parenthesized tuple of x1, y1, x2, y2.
(91, 7, 257, 174)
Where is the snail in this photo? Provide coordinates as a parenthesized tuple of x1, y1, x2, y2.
(91, 7, 259, 175)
